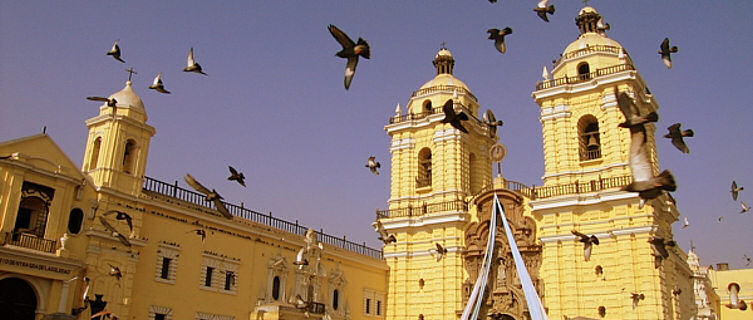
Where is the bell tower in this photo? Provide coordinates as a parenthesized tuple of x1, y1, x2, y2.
(82, 81, 155, 196)
(530, 7, 690, 320)
(378, 48, 497, 320)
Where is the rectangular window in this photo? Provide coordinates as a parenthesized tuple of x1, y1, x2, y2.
(224, 271, 234, 290)
(205, 267, 214, 287)
(377, 300, 381, 315)
(366, 298, 371, 314)
(154, 314, 166, 320)
(160, 258, 171, 279)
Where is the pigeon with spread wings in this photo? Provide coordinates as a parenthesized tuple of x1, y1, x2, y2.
(482, 109, 504, 136)
(366, 156, 381, 175)
(374, 220, 396, 244)
(103, 211, 133, 234)
(148, 72, 170, 94)
(616, 91, 675, 206)
(571, 230, 599, 261)
(649, 236, 676, 269)
(184, 174, 232, 219)
(106, 40, 125, 63)
(534, 0, 555, 22)
(487, 27, 512, 54)
(730, 180, 743, 201)
(328, 24, 370, 90)
(227, 166, 246, 187)
(663, 123, 693, 154)
(440, 100, 469, 133)
(98, 216, 131, 247)
(659, 38, 678, 69)
(183, 47, 207, 75)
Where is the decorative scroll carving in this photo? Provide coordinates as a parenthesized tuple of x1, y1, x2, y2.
(463, 189, 543, 320)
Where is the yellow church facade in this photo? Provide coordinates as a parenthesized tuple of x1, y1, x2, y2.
(0, 81, 388, 320)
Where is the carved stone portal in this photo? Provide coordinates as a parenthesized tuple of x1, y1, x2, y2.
(463, 189, 543, 320)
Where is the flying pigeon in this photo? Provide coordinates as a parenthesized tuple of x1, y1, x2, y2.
(183, 47, 207, 75)
(328, 24, 370, 90)
(487, 27, 513, 54)
(293, 247, 309, 268)
(187, 228, 209, 245)
(106, 40, 125, 63)
(534, 0, 555, 22)
(90, 310, 118, 320)
(730, 181, 744, 201)
(740, 201, 750, 214)
(482, 109, 504, 136)
(571, 230, 599, 261)
(148, 72, 170, 94)
(659, 38, 678, 69)
(184, 174, 232, 219)
(662, 123, 693, 154)
(744, 254, 751, 266)
(227, 166, 246, 187)
(430, 243, 448, 262)
(366, 156, 381, 175)
(725, 283, 748, 310)
(98, 216, 131, 247)
(672, 286, 682, 296)
(108, 264, 122, 281)
(596, 17, 610, 34)
(681, 217, 689, 229)
(616, 91, 675, 204)
(440, 100, 469, 133)
(374, 220, 397, 244)
(649, 236, 676, 269)
(717, 216, 724, 223)
(631, 293, 645, 309)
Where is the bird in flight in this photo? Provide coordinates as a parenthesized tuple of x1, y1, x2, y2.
(725, 283, 748, 310)
(107, 40, 125, 63)
(616, 91, 675, 205)
(148, 72, 171, 94)
(183, 47, 207, 75)
(184, 174, 232, 219)
(744, 254, 751, 266)
(103, 211, 133, 234)
(571, 230, 599, 261)
(740, 201, 750, 214)
(374, 220, 397, 245)
(534, 0, 555, 22)
(366, 156, 381, 175)
(649, 236, 676, 269)
(430, 242, 448, 262)
(681, 217, 689, 229)
(227, 166, 246, 187)
(658, 38, 678, 69)
(663, 123, 693, 154)
(631, 293, 645, 309)
(328, 24, 370, 90)
(108, 264, 123, 281)
(440, 100, 469, 133)
(487, 27, 513, 54)
(482, 109, 504, 136)
(98, 216, 131, 247)
(730, 180, 744, 201)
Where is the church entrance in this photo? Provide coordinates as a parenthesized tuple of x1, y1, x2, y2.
(0, 277, 38, 320)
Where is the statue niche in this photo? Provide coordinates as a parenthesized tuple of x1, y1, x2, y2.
(463, 189, 543, 320)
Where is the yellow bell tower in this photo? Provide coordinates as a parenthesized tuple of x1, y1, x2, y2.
(82, 80, 155, 196)
(530, 7, 693, 319)
(379, 48, 497, 320)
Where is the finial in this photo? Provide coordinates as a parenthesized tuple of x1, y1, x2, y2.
(125, 67, 138, 81)
(582, 0, 590, 5)
(42, 126, 47, 134)
(440, 41, 447, 50)
(542, 66, 550, 80)
(394, 103, 402, 115)
(690, 240, 696, 252)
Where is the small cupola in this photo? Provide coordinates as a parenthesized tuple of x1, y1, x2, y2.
(433, 47, 455, 75)
(575, 6, 603, 35)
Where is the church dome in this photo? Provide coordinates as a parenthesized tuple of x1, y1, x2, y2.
(415, 47, 474, 100)
(109, 81, 144, 112)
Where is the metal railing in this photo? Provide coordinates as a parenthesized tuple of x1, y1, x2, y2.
(5, 232, 56, 253)
(411, 84, 478, 102)
(376, 200, 468, 219)
(389, 103, 485, 127)
(580, 149, 602, 161)
(535, 63, 635, 90)
(142, 177, 382, 259)
(529, 175, 633, 199)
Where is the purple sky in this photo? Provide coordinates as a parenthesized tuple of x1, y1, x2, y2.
(1, 1, 751, 269)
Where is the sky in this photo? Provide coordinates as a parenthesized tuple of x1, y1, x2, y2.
(1, 1, 751, 269)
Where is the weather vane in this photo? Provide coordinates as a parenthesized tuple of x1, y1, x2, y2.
(125, 67, 137, 81)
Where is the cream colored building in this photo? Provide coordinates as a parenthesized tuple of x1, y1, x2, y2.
(0, 81, 387, 320)
(708, 263, 753, 320)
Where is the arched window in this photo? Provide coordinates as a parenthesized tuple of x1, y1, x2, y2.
(423, 100, 433, 114)
(272, 276, 280, 300)
(417, 148, 432, 188)
(90, 137, 101, 170)
(122, 139, 136, 174)
(333, 289, 339, 310)
(578, 62, 591, 80)
(578, 115, 601, 161)
(14, 196, 48, 239)
(67, 208, 84, 234)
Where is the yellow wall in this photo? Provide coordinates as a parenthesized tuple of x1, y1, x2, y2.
(708, 267, 753, 320)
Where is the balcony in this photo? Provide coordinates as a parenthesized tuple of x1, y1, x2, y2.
(142, 177, 382, 259)
(389, 102, 484, 127)
(377, 200, 468, 219)
(411, 84, 478, 102)
(4, 232, 57, 253)
(535, 63, 635, 90)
